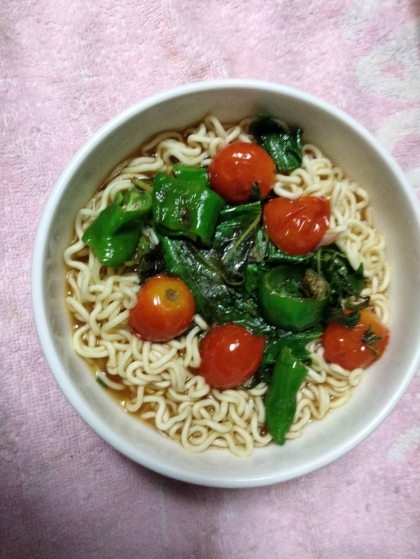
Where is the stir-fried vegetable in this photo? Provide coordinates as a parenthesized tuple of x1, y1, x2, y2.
(264, 347, 308, 445)
(152, 169, 225, 245)
(82, 187, 152, 268)
(249, 114, 303, 172)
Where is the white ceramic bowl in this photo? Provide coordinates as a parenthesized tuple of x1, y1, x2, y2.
(32, 80, 420, 487)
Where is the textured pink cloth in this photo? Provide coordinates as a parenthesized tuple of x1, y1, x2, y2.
(1, 1, 420, 558)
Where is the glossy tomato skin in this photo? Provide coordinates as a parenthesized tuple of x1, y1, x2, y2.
(323, 309, 390, 370)
(199, 323, 265, 389)
(208, 142, 276, 204)
(264, 196, 330, 255)
(129, 274, 195, 342)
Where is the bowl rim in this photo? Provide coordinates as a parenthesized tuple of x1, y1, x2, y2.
(32, 79, 420, 487)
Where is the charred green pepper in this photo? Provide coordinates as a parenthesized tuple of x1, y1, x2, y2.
(258, 265, 329, 331)
(265, 346, 307, 445)
(152, 170, 225, 246)
(172, 164, 209, 188)
(82, 187, 152, 268)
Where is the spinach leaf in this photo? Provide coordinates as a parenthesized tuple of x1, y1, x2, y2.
(249, 114, 303, 172)
(136, 232, 167, 284)
(160, 236, 281, 336)
(362, 326, 383, 358)
(345, 297, 370, 311)
(250, 327, 322, 385)
(313, 245, 364, 304)
(248, 226, 267, 262)
(250, 227, 312, 265)
(213, 202, 262, 285)
(160, 236, 228, 321)
(244, 262, 271, 296)
(326, 307, 360, 329)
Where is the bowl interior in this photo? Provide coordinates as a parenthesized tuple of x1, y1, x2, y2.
(33, 81, 420, 487)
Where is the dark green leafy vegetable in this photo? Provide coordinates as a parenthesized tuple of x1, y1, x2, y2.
(136, 231, 167, 284)
(152, 172, 225, 245)
(160, 236, 251, 323)
(82, 187, 152, 268)
(160, 236, 275, 335)
(250, 227, 312, 265)
(314, 245, 364, 304)
(264, 346, 308, 445)
(249, 182, 262, 202)
(244, 262, 271, 296)
(249, 114, 303, 172)
(345, 297, 370, 311)
(213, 202, 262, 285)
(326, 307, 360, 329)
(251, 326, 323, 385)
(362, 325, 383, 357)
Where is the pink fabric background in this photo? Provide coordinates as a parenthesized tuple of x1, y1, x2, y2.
(1, 1, 420, 557)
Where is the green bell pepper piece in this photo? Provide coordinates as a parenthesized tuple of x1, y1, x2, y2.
(172, 164, 209, 189)
(82, 187, 152, 268)
(152, 171, 225, 246)
(258, 265, 329, 331)
(265, 346, 307, 445)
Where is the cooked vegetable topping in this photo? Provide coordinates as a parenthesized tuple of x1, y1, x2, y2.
(258, 265, 329, 331)
(264, 347, 308, 445)
(249, 114, 303, 172)
(152, 170, 225, 246)
(82, 187, 152, 268)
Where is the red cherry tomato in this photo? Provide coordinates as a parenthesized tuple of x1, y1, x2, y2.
(208, 142, 276, 204)
(199, 323, 265, 389)
(264, 196, 330, 255)
(128, 274, 195, 342)
(323, 309, 390, 370)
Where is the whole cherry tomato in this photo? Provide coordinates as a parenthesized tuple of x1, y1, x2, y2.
(198, 323, 265, 389)
(208, 142, 276, 204)
(264, 196, 330, 255)
(129, 274, 195, 342)
(322, 309, 390, 370)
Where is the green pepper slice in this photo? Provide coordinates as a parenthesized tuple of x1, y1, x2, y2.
(172, 164, 209, 189)
(82, 187, 152, 268)
(265, 346, 307, 445)
(152, 171, 225, 246)
(258, 265, 329, 331)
